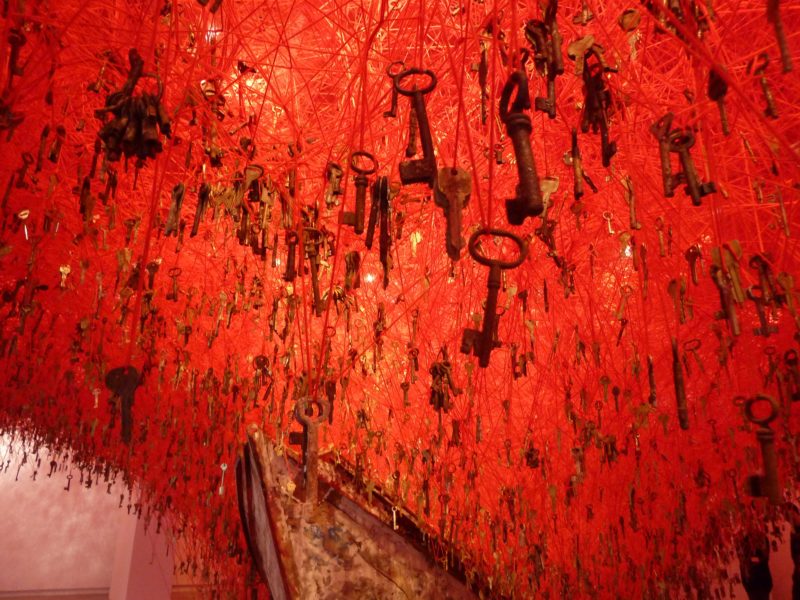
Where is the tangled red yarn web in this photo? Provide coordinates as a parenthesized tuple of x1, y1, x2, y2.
(0, 0, 798, 597)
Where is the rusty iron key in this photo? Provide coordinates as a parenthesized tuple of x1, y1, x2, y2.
(342, 151, 376, 234)
(747, 285, 778, 337)
(395, 69, 438, 188)
(191, 183, 211, 238)
(707, 69, 730, 136)
(461, 228, 528, 367)
(500, 70, 543, 224)
(743, 394, 781, 505)
(293, 396, 330, 505)
(105, 366, 140, 445)
(434, 167, 472, 261)
(671, 338, 689, 430)
(668, 128, 716, 206)
(383, 60, 405, 118)
(766, 0, 792, 73)
(164, 183, 185, 237)
(650, 113, 677, 199)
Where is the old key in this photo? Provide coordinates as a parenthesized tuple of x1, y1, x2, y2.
(650, 113, 675, 197)
(105, 365, 140, 445)
(671, 338, 689, 430)
(500, 70, 543, 224)
(707, 68, 730, 136)
(395, 69, 438, 188)
(383, 61, 405, 118)
(461, 228, 528, 367)
(342, 151, 376, 234)
(434, 167, 471, 260)
(743, 394, 781, 505)
(292, 396, 330, 505)
(668, 128, 716, 206)
(766, 0, 792, 73)
(747, 286, 778, 337)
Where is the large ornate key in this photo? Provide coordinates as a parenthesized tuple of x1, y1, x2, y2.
(434, 167, 471, 260)
(500, 70, 543, 224)
(461, 229, 528, 367)
(744, 394, 781, 505)
(292, 396, 330, 505)
(105, 366, 140, 445)
(394, 69, 437, 188)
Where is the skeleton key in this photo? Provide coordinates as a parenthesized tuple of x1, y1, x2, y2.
(710, 265, 740, 336)
(650, 113, 676, 197)
(766, 0, 792, 73)
(500, 70, 543, 224)
(461, 229, 528, 367)
(668, 128, 716, 206)
(685, 246, 702, 285)
(395, 69, 437, 188)
(615, 284, 633, 320)
(671, 338, 689, 430)
(774, 188, 790, 237)
(105, 365, 140, 445)
(749, 254, 783, 306)
(752, 54, 778, 119)
(191, 183, 211, 238)
(744, 394, 781, 504)
(342, 151, 376, 234)
(377, 177, 391, 288)
(707, 69, 730, 136)
(622, 176, 641, 230)
(283, 231, 299, 281)
(383, 61, 405, 118)
(365, 178, 380, 250)
(303, 228, 324, 315)
(683, 338, 705, 375)
(434, 167, 471, 260)
(294, 396, 330, 505)
(747, 286, 778, 337)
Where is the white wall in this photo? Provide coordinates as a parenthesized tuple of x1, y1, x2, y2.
(0, 435, 121, 594)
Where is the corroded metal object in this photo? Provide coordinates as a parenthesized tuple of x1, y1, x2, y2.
(237, 426, 480, 599)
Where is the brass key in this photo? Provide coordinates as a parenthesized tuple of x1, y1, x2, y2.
(434, 167, 471, 260)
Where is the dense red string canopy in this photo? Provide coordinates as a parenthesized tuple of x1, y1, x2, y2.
(0, 0, 798, 597)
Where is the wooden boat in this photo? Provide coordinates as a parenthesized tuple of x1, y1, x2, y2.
(236, 398, 485, 599)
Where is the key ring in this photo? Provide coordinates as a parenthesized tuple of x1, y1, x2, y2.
(386, 60, 405, 78)
(350, 150, 377, 176)
(394, 68, 437, 96)
(294, 396, 330, 428)
(683, 338, 701, 352)
(467, 228, 528, 270)
(668, 128, 695, 152)
(743, 394, 778, 427)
